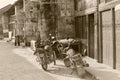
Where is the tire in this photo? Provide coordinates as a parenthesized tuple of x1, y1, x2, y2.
(41, 55, 48, 71)
(41, 63, 48, 71)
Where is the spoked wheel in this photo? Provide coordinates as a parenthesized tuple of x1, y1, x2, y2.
(41, 63, 48, 71)
(41, 55, 48, 71)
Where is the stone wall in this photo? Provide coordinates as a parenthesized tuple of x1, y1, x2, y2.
(15, 1, 24, 36)
(76, 0, 97, 11)
(24, 0, 38, 40)
(57, 0, 75, 39)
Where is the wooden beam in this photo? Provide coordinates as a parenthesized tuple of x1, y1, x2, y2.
(86, 15, 90, 57)
(75, 7, 96, 16)
(39, 2, 65, 4)
(99, 0, 119, 11)
(97, 0, 100, 62)
(111, 8, 116, 69)
(99, 12, 103, 63)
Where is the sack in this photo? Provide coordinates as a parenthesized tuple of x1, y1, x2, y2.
(63, 58, 71, 67)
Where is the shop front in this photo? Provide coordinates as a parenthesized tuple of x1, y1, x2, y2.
(101, 10, 113, 67)
(115, 4, 120, 70)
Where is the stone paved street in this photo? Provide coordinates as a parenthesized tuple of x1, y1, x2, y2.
(0, 41, 90, 80)
(0, 41, 56, 80)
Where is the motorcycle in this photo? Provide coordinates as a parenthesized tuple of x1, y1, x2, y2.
(62, 40, 89, 75)
(63, 48, 84, 73)
(35, 41, 56, 71)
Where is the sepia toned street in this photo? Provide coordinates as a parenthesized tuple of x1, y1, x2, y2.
(1, 0, 120, 80)
(0, 41, 57, 80)
(0, 41, 94, 80)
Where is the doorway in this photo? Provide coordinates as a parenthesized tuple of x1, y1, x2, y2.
(101, 10, 113, 67)
(88, 14, 95, 58)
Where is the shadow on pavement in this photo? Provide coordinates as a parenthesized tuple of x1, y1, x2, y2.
(47, 63, 80, 78)
(47, 62, 96, 80)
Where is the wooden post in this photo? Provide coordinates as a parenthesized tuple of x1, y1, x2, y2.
(96, 0, 103, 63)
(111, 8, 116, 69)
(96, 0, 100, 62)
(86, 15, 90, 57)
(99, 11, 103, 63)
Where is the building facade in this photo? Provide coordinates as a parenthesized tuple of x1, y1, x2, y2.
(75, 0, 120, 70)
(98, 0, 120, 70)
(24, 0, 38, 41)
(75, 0, 97, 58)
(14, 0, 38, 43)
(14, 0, 24, 39)
(1, 0, 120, 71)
(0, 4, 15, 39)
(37, 0, 75, 40)
(0, 16, 3, 39)
(13, 0, 75, 41)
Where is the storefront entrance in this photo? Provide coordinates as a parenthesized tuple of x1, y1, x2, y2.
(88, 14, 94, 58)
(101, 10, 113, 67)
(115, 8, 120, 70)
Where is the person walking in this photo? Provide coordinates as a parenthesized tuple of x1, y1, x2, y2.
(15, 35, 20, 46)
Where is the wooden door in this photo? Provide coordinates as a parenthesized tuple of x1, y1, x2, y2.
(88, 14, 94, 58)
(115, 9, 120, 70)
(102, 10, 113, 67)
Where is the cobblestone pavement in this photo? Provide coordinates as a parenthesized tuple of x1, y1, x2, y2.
(0, 42, 56, 80)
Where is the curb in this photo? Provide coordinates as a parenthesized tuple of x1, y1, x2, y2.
(85, 70, 99, 80)
(13, 45, 99, 80)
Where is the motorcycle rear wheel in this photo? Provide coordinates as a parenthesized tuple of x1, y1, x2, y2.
(41, 57, 48, 71)
(41, 64, 47, 71)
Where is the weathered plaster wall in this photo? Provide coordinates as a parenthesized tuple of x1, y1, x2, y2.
(15, 1, 24, 36)
(24, 0, 38, 39)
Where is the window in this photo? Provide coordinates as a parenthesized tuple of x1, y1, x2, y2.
(74, 0, 78, 10)
(75, 16, 87, 39)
